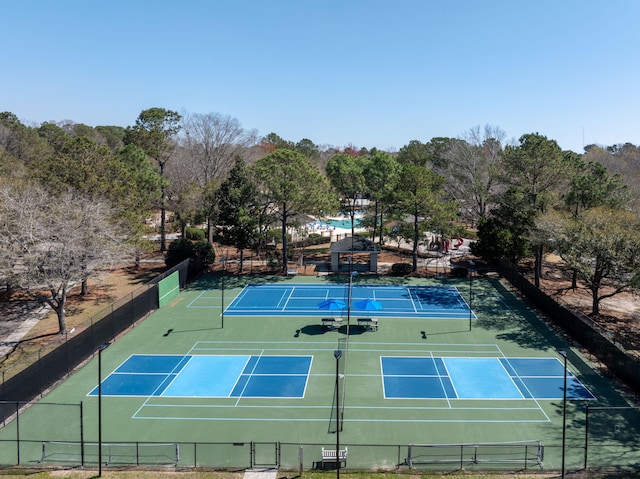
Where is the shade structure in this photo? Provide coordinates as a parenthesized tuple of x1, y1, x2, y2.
(318, 298, 347, 310)
(355, 298, 383, 311)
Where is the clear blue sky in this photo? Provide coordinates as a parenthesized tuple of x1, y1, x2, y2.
(3, 0, 639, 153)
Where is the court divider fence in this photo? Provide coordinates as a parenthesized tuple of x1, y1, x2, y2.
(498, 259, 640, 399)
(0, 258, 194, 426)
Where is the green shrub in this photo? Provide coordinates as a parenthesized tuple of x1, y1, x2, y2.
(166, 238, 215, 269)
(391, 263, 413, 275)
(451, 266, 469, 278)
(186, 226, 205, 241)
(193, 240, 215, 266)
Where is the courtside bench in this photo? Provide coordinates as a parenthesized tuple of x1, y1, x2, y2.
(322, 317, 343, 330)
(357, 317, 378, 331)
(321, 447, 348, 468)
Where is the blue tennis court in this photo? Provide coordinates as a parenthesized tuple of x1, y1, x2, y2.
(89, 354, 312, 398)
(381, 356, 595, 400)
(222, 284, 475, 319)
(90, 353, 594, 403)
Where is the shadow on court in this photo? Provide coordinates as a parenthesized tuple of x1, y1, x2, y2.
(298, 325, 326, 336)
(297, 324, 368, 336)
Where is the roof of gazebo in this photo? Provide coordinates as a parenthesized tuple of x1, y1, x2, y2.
(329, 235, 380, 253)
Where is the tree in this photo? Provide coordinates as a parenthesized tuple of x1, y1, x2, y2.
(363, 149, 400, 244)
(0, 111, 53, 165)
(253, 149, 336, 273)
(397, 140, 431, 167)
(565, 160, 629, 214)
(117, 144, 166, 266)
(325, 153, 367, 239)
(261, 132, 294, 151)
(0, 182, 128, 333)
(471, 187, 533, 262)
(499, 133, 574, 286)
(536, 208, 640, 315)
(180, 111, 257, 242)
(216, 157, 260, 272)
(295, 138, 320, 163)
(444, 125, 506, 225)
(32, 137, 160, 274)
(182, 112, 256, 184)
(125, 108, 182, 251)
(165, 238, 215, 271)
(392, 162, 455, 272)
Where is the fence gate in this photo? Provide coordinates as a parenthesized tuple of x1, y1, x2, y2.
(250, 442, 280, 468)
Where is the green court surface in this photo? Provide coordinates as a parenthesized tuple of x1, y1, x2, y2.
(1, 274, 639, 471)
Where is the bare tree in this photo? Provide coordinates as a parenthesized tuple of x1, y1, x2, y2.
(443, 125, 506, 226)
(179, 112, 258, 241)
(0, 182, 128, 334)
(181, 112, 257, 186)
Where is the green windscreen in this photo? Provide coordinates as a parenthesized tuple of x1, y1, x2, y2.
(158, 271, 180, 307)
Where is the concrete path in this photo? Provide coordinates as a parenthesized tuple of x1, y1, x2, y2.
(243, 468, 278, 479)
(0, 300, 49, 358)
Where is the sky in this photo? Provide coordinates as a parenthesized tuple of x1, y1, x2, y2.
(2, 0, 640, 153)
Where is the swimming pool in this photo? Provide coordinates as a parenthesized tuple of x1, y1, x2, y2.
(311, 217, 363, 230)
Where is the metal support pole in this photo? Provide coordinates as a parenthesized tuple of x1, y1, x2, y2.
(559, 350, 568, 479)
(584, 405, 590, 470)
(334, 349, 342, 479)
(98, 342, 110, 477)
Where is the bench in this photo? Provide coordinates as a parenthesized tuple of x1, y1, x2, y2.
(322, 317, 342, 330)
(321, 447, 348, 468)
(287, 268, 298, 276)
(357, 317, 378, 331)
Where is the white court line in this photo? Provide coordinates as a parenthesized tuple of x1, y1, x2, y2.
(186, 291, 207, 308)
(133, 341, 551, 424)
(132, 355, 194, 419)
(495, 345, 551, 422)
(234, 350, 264, 406)
(432, 351, 453, 408)
(279, 287, 296, 311)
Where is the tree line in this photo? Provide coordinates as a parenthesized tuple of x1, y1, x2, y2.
(1, 109, 640, 334)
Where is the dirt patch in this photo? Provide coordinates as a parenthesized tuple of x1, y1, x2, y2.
(0, 253, 166, 374)
(534, 256, 640, 357)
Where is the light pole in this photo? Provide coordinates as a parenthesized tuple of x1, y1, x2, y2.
(334, 349, 343, 479)
(559, 350, 568, 479)
(97, 342, 110, 477)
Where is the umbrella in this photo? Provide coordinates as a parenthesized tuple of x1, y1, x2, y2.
(355, 298, 383, 311)
(318, 298, 347, 310)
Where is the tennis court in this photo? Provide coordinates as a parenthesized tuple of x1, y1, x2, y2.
(1, 274, 638, 471)
(90, 353, 593, 402)
(201, 283, 476, 319)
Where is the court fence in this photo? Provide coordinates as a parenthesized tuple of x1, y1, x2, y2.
(0, 258, 194, 424)
(498, 259, 640, 398)
(1, 435, 638, 473)
(2, 398, 639, 471)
